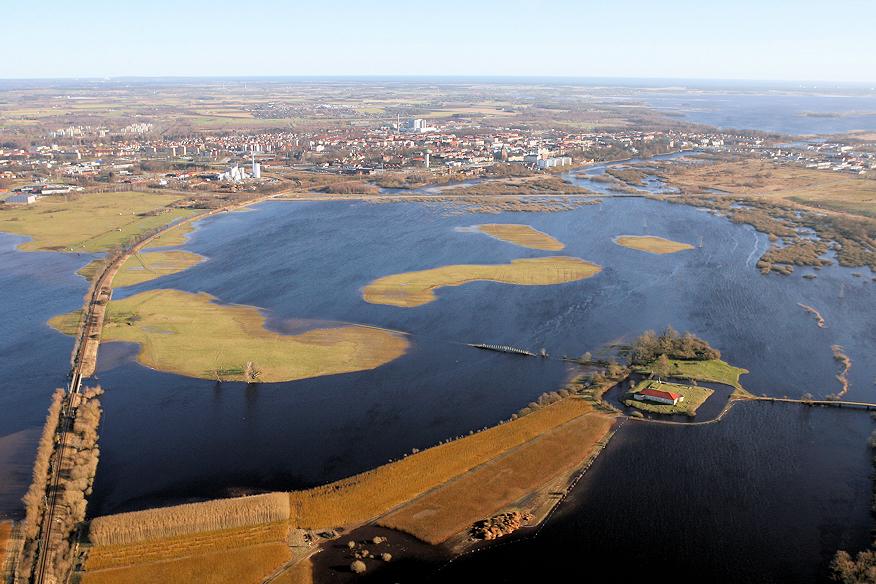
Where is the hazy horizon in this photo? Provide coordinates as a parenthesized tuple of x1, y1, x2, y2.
(6, 0, 875, 83)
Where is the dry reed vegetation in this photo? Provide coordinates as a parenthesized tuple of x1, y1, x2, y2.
(19, 387, 105, 582)
(288, 397, 596, 528)
(614, 235, 694, 254)
(20, 389, 64, 543)
(362, 256, 602, 308)
(655, 155, 876, 218)
(476, 224, 565, 250)
(89, 493, 290, 546)
(0, 520, 12, 571)
(379, 410, 614, 544)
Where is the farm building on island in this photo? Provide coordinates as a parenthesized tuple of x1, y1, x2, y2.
(634, 387, 684, 406)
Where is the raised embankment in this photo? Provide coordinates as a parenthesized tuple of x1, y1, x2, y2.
(20, 191, 282, 584)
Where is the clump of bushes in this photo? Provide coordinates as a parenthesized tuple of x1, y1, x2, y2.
(631, 327, 720, 365)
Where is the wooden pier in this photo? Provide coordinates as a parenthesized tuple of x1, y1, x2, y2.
(468, 343, 540, 357)
(752, 396, 876, 411)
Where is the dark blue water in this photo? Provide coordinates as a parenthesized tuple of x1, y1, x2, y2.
(0, 233, 92, 519)
(637, 92, 876, 135)
(1, 196, 874, 582)
(430, 403, 873, 584)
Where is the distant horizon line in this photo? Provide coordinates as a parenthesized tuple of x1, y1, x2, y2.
(1, 74, 874, 89)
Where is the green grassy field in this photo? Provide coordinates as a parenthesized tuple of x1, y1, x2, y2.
(49, 289, 409, 382)
(635, 358, 748, 389)
(0, 192, 194, 252)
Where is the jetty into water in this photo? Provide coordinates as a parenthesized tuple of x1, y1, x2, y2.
(468, 343, 543, 357)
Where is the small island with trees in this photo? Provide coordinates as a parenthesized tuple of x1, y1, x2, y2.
(621, 327, 747, 417)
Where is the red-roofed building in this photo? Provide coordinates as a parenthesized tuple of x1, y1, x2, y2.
(635, 387, 684, 406)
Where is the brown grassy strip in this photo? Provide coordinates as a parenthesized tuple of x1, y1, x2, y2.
(89, 493, 290, 546)
(84, 521, 289, 571)
(798, 303, 826, 328)
(378, 411, 614, 544)
(476, 224, 565, 250)
(830, 344, 852, 400)
(0, 520, 11, 570)
(271, 559, 314, 584)
(288, 398, 597, 528)
(82, 543, 291, 584)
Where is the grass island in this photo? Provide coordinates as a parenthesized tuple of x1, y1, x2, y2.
(362, 256, 602, 307)
(49, 289, 409, 383)
(614, 235, 694, 254)
(475, 224, 565, 250)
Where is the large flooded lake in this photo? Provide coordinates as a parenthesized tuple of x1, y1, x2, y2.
(2, 194, 874, 582)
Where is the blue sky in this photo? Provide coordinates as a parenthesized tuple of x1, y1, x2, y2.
(4, 0, 874, 82)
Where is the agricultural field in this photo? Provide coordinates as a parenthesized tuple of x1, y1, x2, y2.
(0, 192, 194, 252)
(49, 289, 409, 382)
(475, 224, 566, 250)
(83, 526, 291, 584)
(378, 410, 614, 544)
(614, 235, 695, 254)
(288, 397, 608, 529)
(362, 256, 602, 308)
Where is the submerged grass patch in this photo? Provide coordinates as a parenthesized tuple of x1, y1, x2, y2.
(475, 224, 565, 250)
(144, 221, 196, 249)
(79, 250, 204, 287)
(49, 289, 408, 382)
(0, 192, 194, 252)
(614, 235, 694, 254)
(363, 256, 602, 307)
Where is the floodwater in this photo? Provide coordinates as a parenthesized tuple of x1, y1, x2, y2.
(636, 92, 876, 135)
(1, 191, 874, 582)
(0, 234, 91, 518)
